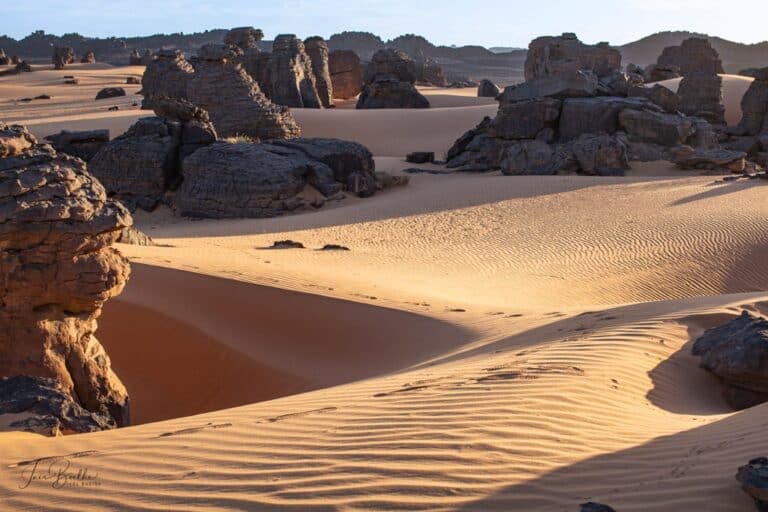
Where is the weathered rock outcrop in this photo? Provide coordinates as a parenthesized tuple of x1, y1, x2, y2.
(357, 49, 429, 109)
(737, 67, 768, 136)
(0, 123, 131, 432)
(0, 376, 118, 435)
(678, 72, 725, 125)
(187, 43, 300, 140)
(477, 79, 500, 98)
(224, 26, 263, 50)
(656, 37, 724, 77)
(692, 311, 768, 409)
(176, 138, 375, 217)
(628, 84, 681, 113)
(673, 147, 747, 172)
(416, 58, 448, 87)
(329, 50, 363, 99)
(80, 51, 96, 64)
(52, 46, 74, 70)
(305, 37, 334, 108)
(44, 129, 110, 161)
(525, 33, 621, 81)
(0, 49, 9, 65)
(737, 457, 768, 511)
(90, 99, 216, 211)
(266, 35, 322, 108)
(129, 49, 142, 65)
(140, 49, 194, 109)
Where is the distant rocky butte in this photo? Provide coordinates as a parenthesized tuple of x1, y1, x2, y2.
(0, 123, 132, 434)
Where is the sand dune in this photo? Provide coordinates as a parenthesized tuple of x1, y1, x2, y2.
(1, 66, 767, 511)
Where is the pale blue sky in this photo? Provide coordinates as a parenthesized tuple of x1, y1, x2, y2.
(2, 0, 766, 47)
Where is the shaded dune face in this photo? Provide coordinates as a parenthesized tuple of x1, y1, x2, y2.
(98, 264, 472, 425)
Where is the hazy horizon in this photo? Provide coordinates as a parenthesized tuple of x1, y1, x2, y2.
(2, 0, 767, 48)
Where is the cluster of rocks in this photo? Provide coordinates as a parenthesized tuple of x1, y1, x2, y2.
(328, 50, 363, 99)
(80, 51, 96, 64)
(141, 44, 300, 140)
(692, 311, 768, 410)
(357, 49, 430, 109)
(89, 97, 379, 217)
(129, 48, 155, 66)
(415, 56, 448, 87)
(0, 122, 131, 435)
(446, 33, 747, 176)
(52, 46, 74, 70)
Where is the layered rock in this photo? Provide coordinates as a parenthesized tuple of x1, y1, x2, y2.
(524, 33, 621, 81)
(80, 51, 96, 64)
(656, 37, 724, 77)
(52, 46, 74, 70)
(678, 72, 725, 125)
(140, 49, 194, 109)
(265, 34, 322, 108)
(224, 26, 264, 50)
(329, 50, 363, 99)
(187, 43, 300, 140)
(357, 49, 430, 109)
(304, 37, 334, 107)
(692, 311, 768, 409)
(478, 79, 500, 98)
(90, 98, 216, 211)
(0, 123, 131, 432)
(176, 138, 376, 217)
(44, 129, 110, 161)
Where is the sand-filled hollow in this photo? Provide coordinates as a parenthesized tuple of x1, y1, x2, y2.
(98, 264, 472, 425)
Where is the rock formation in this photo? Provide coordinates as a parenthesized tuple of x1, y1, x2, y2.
(357, 49, 430, 109)
(678, 72, 725, 125)
(176, 138, 376, 217)
(329, 50, 363, 99)
(140, 49, 194, 109)
(656, 37, 724, 77)
(224, 26, 264, 50)
(580, 503, 617, 512)
(736, 67, 768, 136)
(187, 44, 301, 140)
(0, 49, 9, 65)
(478, 79, 500, 98)
(129, 49, 142, 65)
(265, 35, 322, 108)
(52, 46, 74, 70)
(524, 33, 621, 81)
(44, 129, 110, 161)
(416, 58, 448, 87)
(304, 36, 334, 107)
(692, 311, 768, 409)
(737, 457, 768, 511)
(90, 98, 216, 211)
(0, 123, 131, 432)
(0, 376, 118, 435)
(80, 50, 96, 64)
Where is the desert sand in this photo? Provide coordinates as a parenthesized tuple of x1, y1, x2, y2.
(1, 64, 767, 511)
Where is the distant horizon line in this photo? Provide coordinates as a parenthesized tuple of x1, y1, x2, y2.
(2, 27, 767, 50)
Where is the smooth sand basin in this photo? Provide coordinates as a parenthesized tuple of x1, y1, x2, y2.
(1, 66, 768, 511)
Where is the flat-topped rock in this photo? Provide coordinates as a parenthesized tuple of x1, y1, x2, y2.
(140, 49, 194, 109)
(657, 37, 724, 77)
(525, 33, 621, 80)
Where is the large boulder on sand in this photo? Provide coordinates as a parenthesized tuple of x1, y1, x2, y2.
(329, 50, 363, 99)
(187, 43, 300, 140)
(304, 37, 334, 108)
(140, 49, 194, 109)
(0, 123, 131, 432)
(266, 34, 322, 108)
(692, 311, 768, 409)
(357, 49, 430, 109)
(176, 138, 375, 217)
(477, 79, 500, 98)
(737, 67, 768, 136)
(737, 457, 768, 511)
(525, 33, 621, 81)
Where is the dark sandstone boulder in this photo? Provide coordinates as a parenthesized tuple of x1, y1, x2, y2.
(266, 34, 322, 108)
(140, 49, 194, 109)
(44, 129, 110, 161)
(52, 46, 74, 70)
(269, 137, 375, 184)
(570, 133, 630, 176)
(0, 376, 117, 436)
(525, 33, 621, 80)
(95, 87, 126, 100)
(329, 50, 363, 99)
(580, 503, 617, 512)
(656, 37, 724, 77)
(678, 72, 725, 125)
(737, 457, 768, 511)
(628, 84, 681, 113)
(357, 77, 430, 109)
(490, 98, 561, 140)
(406, 151, 435, 164)
(305, 36, 334, 108)
(559, 97, 657, 142)
(673, 147, 747, 173)
(477, 79, 500, 98)
(618, 108, 696, 146)
(644, 63, 681, 83)
(692, 311, 768, 409)
(498, 70, 598, 103)
(737, 68, 768, 136)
